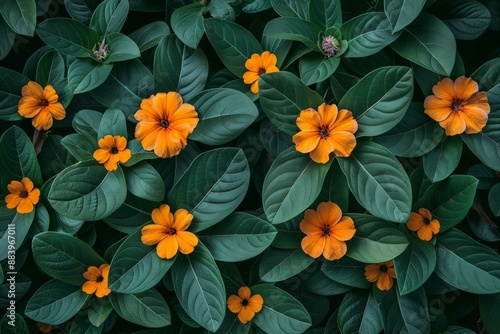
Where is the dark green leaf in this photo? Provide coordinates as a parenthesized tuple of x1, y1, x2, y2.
(259, 119, 293, 158)
(0, 207, 34, 261)
(271, 0, 309, 19)
(123, 162, 165, 202)
(299, 52, 340, 86)
(122, 139, 158, 167)
(89, 0, 129, 36)
(171, 2, 205, 49)
(322, 257, 372, 289)
(88, 296, 113, 327)
(423, 135, 462, 182)
(328, 72, 359, 104)
(1, 312, 28, 334)
(479, 293, 500, 334)
(0, 67, 28, 121)
(35, 50, 65, 86)
(0, 17, 15, 61)
(309, 0, 342, 29)
(489, 183, 500, 216)
(0, 0, 36, 36)
(259, 247, 314, 282)
(263, 17, 321, 51)
(338, 289, 383, 334)
(97, 108, 128, 140)
(384, 0, 426, 33)
(128, 21, 170, 52)
(68, 59, 113, 94)
(61, 133, 97, 161)
(73, 109, 103, 137)
(65, 0, 93, 25)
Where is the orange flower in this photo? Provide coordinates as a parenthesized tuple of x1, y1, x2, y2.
(17, 81, 66, 130)
(243, 51, 279, 94)
(36, 323, 58, 333)
(406, 208, 440, 241)
(364, 260, 396, 291)
(424, 76, 490, 136)
(5, 177, 40, 214)
(299, 201, 356, 261)
(227, 286, 264, 324)
(82, 264, 111, 298)
(93, 135, 132, 171)
(292, 103, 358, 164)
(134, 92, 199, 158)
(141, 204, 198, 259)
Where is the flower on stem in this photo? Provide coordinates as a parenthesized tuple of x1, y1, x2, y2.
(321, 35, 341, 57)
(364, 260, 396, 291)
(82, 264, 111, 298)
(299, 201, 356, 261)
(141, 204, 198, 259)
(134, 92, 199, 159)
(17, 81, 66, 130)
(243, 51, 279, 94)
(93, 135, 132, 171)
(424, 76, 490, 136)
(92, 38, 109, 61)
(406, 208, 440, 241)
(5, 177, 40, 214)
(227, 286, 264, 324)
(293, 103, 358, 164)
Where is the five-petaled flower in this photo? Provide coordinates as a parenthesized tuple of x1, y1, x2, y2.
(227, 286, 264, 324)
(364, 260, 396, 291)
(424, 76, 490, 136)
(93, 135, 132, 171)
(299, 201, 356, 261)
(406, 208, 440, 241)
(134, 92, 199, 159)
(5, 177, 40, 214)
(243, 51, 279, 94)
(82, 264, 111, 298)
(141, 204, 199, 259)
(17, 81, 66, 130)
(293, 103, 358, 164)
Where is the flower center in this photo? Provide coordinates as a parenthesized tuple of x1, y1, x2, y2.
(96, 275, 104, 283)
(19, 190, 29, 198)
(258, 67, 266, 75)
(423, 217, 431, 225)
(322, 225, 330, 236)
(379, 265, 388, 273)
(319, 127, 330, 139)
(41, 99, 49, 106)
(160, 119, 169, 128)
(241, 299, 249, 306)
(168, 228, 177, 235)
(111, 147, 118, 154)
(451, 100, 462, 111)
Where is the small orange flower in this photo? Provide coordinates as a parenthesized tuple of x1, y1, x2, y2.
(17, 81, 66, 130)
(243, 51, 279, 94)
(293, 103, 358, 164)
(36, 323, 58, 333)
(82, 264, 111, 298)
(134, 92, 199, 158)
(5, 177, 40, 214)
(424, 76, 490, 136)
(407, 208, 440, 241)
(299, 201, 356, 261)
(93, 135, 132, 171)
(227, 286, 264, 324)
(141, 204, 198, 259)
(364, 260, 396, 291)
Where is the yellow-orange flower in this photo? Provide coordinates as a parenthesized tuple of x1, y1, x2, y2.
(82, 264, 111, 298)
(364, 260, 396, 291)
(243, 51, 279, 94)
(134, 92, 199, 158)
(299, 201, 356, 261)
(36, 323, 58, 333)
(93, 135, 132, 171)
(141, 204, 198, 259)
(424, 76, 490, 136)
(407, 208, 440, 241)
(293, 103, 358, 164)
(17, 81, 66, 130)
(5, 177, 40, 214)
(227, 286, 264, 324)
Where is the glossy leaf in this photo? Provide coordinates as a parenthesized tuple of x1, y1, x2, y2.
(68, 59, 113, 94)
(338, 289, 383, 334)
(123, 162, 165, 202)
(128, 21, 170, 52)
(171, 2, 205, 49)
(384, 0, 426, 33)
(259, 247, 314, 282)
(88, 296, 113, 327)
(73, 109, 102, 137)
(309, 0, 342, 29)
(97, 108, 127, 140)
(36, 50, 65, 86)
(0, 17, 15, 61)
(61, 133, 97, 161)
(299, 52, 340, 86)
(89, 0, 129, 36)
(489, 183, 500, 216)
(0, 207, 34, 261)
(322, 257, 372, 289)
(263, 17, 321, 51)
(479, 292, 500, 334)
(0, 0, 36, 36)
(271, 0, 309, 19)
(0, 67, 28, 121)
(423, 135, 462, 182)
(122, 139, 159, 167)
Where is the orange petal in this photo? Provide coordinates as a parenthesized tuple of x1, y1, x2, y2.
(247, 294, 264, 312)
(418, 208, 432, 221)
(103, 154, 120, 171)
(243, 71, 260, 85)
(95, 283, 111, 298)
(141, 224, 168, 245)
(261, 51, 277, 69)
(135, 100, 161, 122)
(173, 209, 194, 231)
(322, 237, 347, 260)
(7, 180, 24, 194)
(156, 236, 178, 259)
(117, 149, 132, 164)
(135, 122, 162, 151)
(47, 102, 65, 120)
(293, 131, 320, 154)
(331, 109, 357, 134)
(28, 190, 40, 205)
(82, 281, 98, 294)
(250, 80, 259, 94)
(454, 76, 479, 101)
(227, 295, 244, 313)
(301, 234, 325, 258)
(22, 81, 45, 100)
(329, 131, 356, 157)
(98, 135, 115, 150)
(153, 128, 179, 158)
(364, 264, 381, 282)
(265, 66, 279, 74)
(169, 104, 199, 131)
(299, 209, 324, 234)
(237, 307, 255, 324)
(310, 138, 335, 163)
(93, 149, 111, 164)
(417, 225, 433, 241)
(316, 201, 341, 226)
(159, 92, 183, 120)
(20, 178, 34, 192)
(424, 96, 453, 122)
(406, 212, 425, 232)
(18, 97, 43, 118)
(5, 194, 22, 209)
(439, 111, 466, 136)
(238, 286, 252, 300)
(32, 109, 53, 130)
(429, 219, 440, 234)
(317, 103, 338, 129)
(296, 108, 321, 131)
(16, 198, 34, 214)
(376, 273, 393, 290)
(83, 266, 101, 281)
(176, 231, 198, 255)
(331, 217, 356, 241)
(432, 78, 456, 101)
(43, 85, 59, 103)
(152, 204, 174, 227)
(245, 53, 263, 72)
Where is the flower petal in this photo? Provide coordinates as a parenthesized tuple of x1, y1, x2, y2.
(331, 216, 356, 241)
(299, 209, 324, 234)
(135, 122, 162, 151)
(238, 286, 252, 300)
(83, 266, 101, 281)
(296, 108, 322, 131)
(32, 109, 53, 130)
(176, 231, 198, 255)
(424, 96, 453, 122)
(82, 281, 98, 294)
(432, 77, 456, 101)
(322, 236, 347, 260)
(407, 212, 425, 231)
(247, 294, 264, 313)
(18, 97, 43, 118)
(7, 180, 23, 194)
(293, 131, 320, 154)
(376, 272, 394, 290)
(47, 102, 65, 120)
(316, 201, 342, 226)
(310, 138, 335, 163)
(227, 295, 244, 313)
(439, 111, 466, 136)
(141, 224, 168, 245)
(173, 209, 194, 231)
(103, 154, 120, 171)
(301, 233, 325, 258)
(156, 236, 178, 259)
(317, 103, 338, 129)
(364, 264, 381, 282)
(17, 198, 34, 214)
(93, 149, 111, 164)
(152, 204, 174, 227)
(454, 76, 479, 101)
(238, 307, 255, 324)
(5, 194, 22, 209)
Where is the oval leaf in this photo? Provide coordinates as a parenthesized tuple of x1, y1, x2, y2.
(68, 59, 113, 94)
(338, 289, 383, 334)
(123, 161, 165, 202)
(384, 0, 426, 33)
(259, 247, 314, 282)
(171, 2, 205, 49)
(0, 67, 28, 121)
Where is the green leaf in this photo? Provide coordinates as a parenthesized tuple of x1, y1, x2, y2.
(489, 183, 500, 216)
(48, 160, 127, 221)
(379, 287, 430, 334)
(271, 0, 309, 19)
(271, 217, 303, 250)
(128, 21, 170, 52)
(89, 0, 129, 36)
(109, 288, 171, 328)
(89, 59, 153, 118)
(339, 66, 414, 137)
(346, 214, 409, 263)
(341, 13, 401, 58)
(314, 160, 349, 210)
(299, 52, 340, 86)
(204, 18, 263, 77)
(338, 141, 412, 223)
(104, 32, 140, 63)
(0, 17, 15, 61)
(108, 226, 174, 293)
(73, 109, 103, 137)
(0, 0, 36, 36)
(259, 247, 314, 282)
(414, 175, 478, 232)
(479, 293, 500, 334)
(68, 59, 113, 94)
(70, 313, 104, 334)
(199, 212, 277, 262)
(97, 108, 128, 140)
(122, 139, 158, 167)
(394, 228, 436, 295)
(423, 135, 462, 182)
(189, 88, 259, 145)
(338, 289, 383, 334)
(36, 18, 100, 57)
(168, 148, 250, 232)
(328, 72, 359, 104)
(259, 71, 324, 136)
(390, 13, 456, 76)
(65, 0, 93, 25)
(32, 231, 106, 285)
(153, 35, 208, 100)
(262, 146, 332, 224)
(25, 279, 89, 324)
(123, 162, 165, 202)
(263, 17, 321, 52)
(322, 256, 372, 289)
(88, 296, 113, 327)
(374, 102, 444, 157)
(171, 242, 226, 332)
(36, 50, 65, 86)
(171, 2, 205, 49)
(0, 207, 34, 261)
(61, 133, 97, 161)
(436, 228, 500, 294)
(309, 0, 342, 29)
(384, 0, 426, 33)
(0, 67, 28, 121)
(1, 312, 28, 334)
(471, 58, 500, 113)
(252, 284, 312, 334)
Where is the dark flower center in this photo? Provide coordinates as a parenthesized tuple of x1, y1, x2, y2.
(423, 217, 431, 225)
(319, 127, 330, 139)
(241, 299, 249, 306)
(160, 119, 169, 128)
(451, 100, 462, 111)
(322, 225, 330, 236)
(258, 67, 266, 76)
(111, 147, 119, 154)
(41, 99, 49, 106)
(168, 228, 177, 235)
(96, 275, 104, 283)
(379, 265, 388, 273)
(19, 190, 29, 198)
